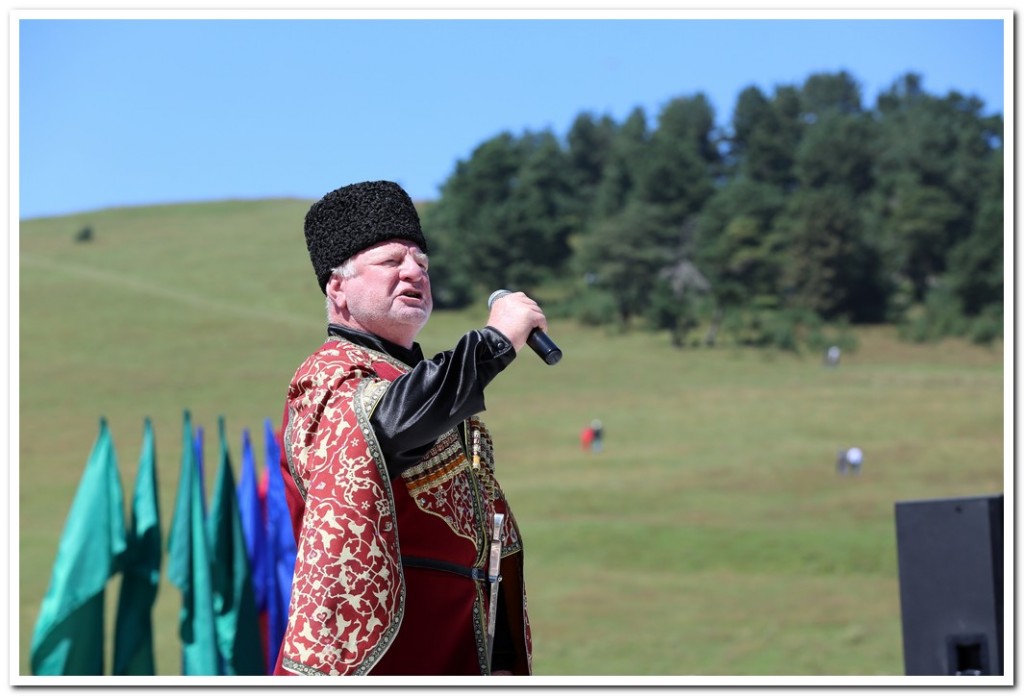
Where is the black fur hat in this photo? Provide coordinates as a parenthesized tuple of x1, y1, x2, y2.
(304, 180, 428, 294)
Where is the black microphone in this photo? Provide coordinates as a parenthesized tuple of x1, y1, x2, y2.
(487, 289, 562, 366)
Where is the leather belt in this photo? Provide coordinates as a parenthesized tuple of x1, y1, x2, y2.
(400, 555, 486, 582)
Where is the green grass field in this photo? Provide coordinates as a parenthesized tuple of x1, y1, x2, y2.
(18, 200, 1006, 678)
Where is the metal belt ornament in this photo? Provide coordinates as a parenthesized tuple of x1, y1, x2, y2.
(473, 426, 504, 672)
(485, 511, 506, 672)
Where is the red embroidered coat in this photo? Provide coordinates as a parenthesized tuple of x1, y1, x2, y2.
(275, 332, 532, 676)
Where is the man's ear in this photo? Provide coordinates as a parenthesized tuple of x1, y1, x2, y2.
(326, 274, 346, 314)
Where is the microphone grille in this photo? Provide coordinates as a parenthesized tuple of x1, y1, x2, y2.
(487, 289, 512, 309)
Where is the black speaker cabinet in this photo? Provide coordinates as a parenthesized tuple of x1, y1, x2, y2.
(894, 494, 1004, 676)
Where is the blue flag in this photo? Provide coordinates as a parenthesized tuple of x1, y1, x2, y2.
(263, 418, 297, 672)
(237, 428, 269, 615)
(30, 418, 126, 675)
(237, 427, 271, 670)
(193, 426, 208, 520)
(113, 417, 162, 675)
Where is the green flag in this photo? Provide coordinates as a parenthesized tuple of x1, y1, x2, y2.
(113, 417, 162, 675)
(208, 416, 266, 675)
(167, 411, 218, 675)
(30, 417, 126, 675)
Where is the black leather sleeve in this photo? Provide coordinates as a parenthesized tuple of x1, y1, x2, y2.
(370, 327, 516, 478)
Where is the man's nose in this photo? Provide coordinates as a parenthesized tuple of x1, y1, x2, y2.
(398, 254, 425, 278)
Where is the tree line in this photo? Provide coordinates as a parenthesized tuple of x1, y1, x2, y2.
(421, 70, 1003, 349)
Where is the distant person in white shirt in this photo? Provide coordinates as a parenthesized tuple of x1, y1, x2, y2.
(837, 446, 863, 475)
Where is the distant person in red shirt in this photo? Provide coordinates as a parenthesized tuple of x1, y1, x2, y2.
(580, 425, 594, 451)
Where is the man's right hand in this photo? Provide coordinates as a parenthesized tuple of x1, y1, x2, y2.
(486, 291, 548, 354)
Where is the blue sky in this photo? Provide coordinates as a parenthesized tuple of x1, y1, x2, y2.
(16, 12, 1008, 220)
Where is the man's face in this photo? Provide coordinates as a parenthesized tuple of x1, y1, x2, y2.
(336, 239, 432, 346)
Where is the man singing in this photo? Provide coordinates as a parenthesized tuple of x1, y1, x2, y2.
(274, 180, 543, 676)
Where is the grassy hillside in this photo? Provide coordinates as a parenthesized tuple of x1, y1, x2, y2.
(18, 200, 1006, 678)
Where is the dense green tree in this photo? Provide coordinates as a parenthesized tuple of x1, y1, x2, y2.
(593, 107, 649, 219)
(576, 201, 678, 324)
(427, 132, 524, 300)
(946, 149, 1003, 317)
(886, 183, 963, 301)
(876, 74, 1000, 204)
(791, 71, 875, 194)
(634, 95, 718, 225)
(729, 86, 768, 162)
(800, 70, 864, 117)
(871, 73, 1000, 302)
(500, 130, 578, 288)
(566, 112, 617, 223)
(776, 186, 887, 321)
(729, 85, 803, 189)
(428, 129, 579, 293)
(417, 200, 475, 309)
(794, 111, 876, 194)
(694, 177, 786, 310)
(426, 67, 1002, 346)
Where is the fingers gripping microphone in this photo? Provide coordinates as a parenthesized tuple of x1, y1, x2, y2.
(488, 289, 563, 365)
